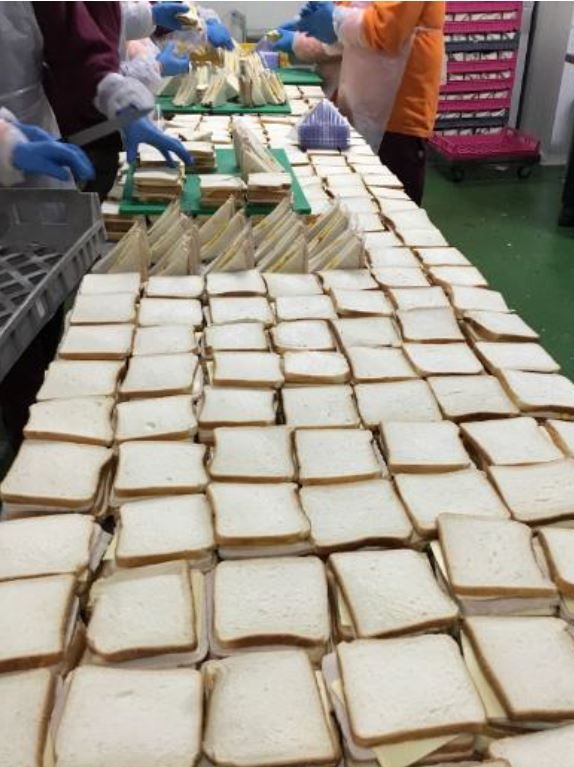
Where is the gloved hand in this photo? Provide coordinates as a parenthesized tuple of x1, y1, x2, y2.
(296, 1, 337, 44)
(123, 115, 193, 166)
(206, 18, 234, 51)
(156, 41, 190, 76)
(151, 2, 189, 31)
(14, 122, 54, 143)
(279, 19, 299, 32)
(12, 141, 95, 182)
(269, 29, 295, 53)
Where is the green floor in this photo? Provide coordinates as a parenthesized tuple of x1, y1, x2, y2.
(425, 163, 574, 378)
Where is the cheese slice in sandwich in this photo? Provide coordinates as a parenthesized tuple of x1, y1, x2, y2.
(389, 286, 450, 311)
(54, 665, 202, 767)
(87, 561, 203, 664)
(132, 325, 197, 356)
(380, 421, 470, 474)
(332, 317, 400, 350)
(0, 440, 111, 513)
(37, 360, 124, 401)
(206, 269, 267, 297)
(355, 380, 442, 428)
(145, 274, 203, 299)
(437, 514, 557, 606)
(58, 324, 134, 360)
(398, 308, 464, 343)
(464, 311, 538, 342)
(203, 649, 340, 767)
(296, 428, 383, 485)
(212, 351, 284, 388)
(449, 286, 510, 315)
(69, 293, 137, 325)
(0, 573, 76, 671)
(464, 615, 574, 724)
(336, 635, 485, 748)
(137, 297, 202, 328)
(115, 494, 214, 568)
(394, 468, 510, 540)
(79, 272, 141, 296)
(319, 269, 378, 292)
(283, 386, 360, 429)
(263, 273, 322, 297)
(301, 480, 412, 554)
(0, 668, 55, 767)
(489, 723, 574, 767)
(461, 417, 563, 466)
(330, 550, 458, 640)
(0, 514, 100, 582)
(347, 347, 417, 383)
(272, 320, 335, 352)
(209, 426, 296, 482)
(119, 353, 199, 399)
(209, 296, 273, 326)
(403, 342, 484, 376)
(24, 396, 114, 446)
(498, 370, 574, 417)
(476, 342, 560, 374)
(115, 395, 197, 442)
(428, 375, 519, 422)
(283, 351, 351, 385)
(331, 288, 393, 317)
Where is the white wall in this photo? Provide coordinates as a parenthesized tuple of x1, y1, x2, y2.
(211, 2, 301, 37)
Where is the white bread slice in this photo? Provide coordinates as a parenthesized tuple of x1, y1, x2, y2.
(212, 351, 283, 388)
(398, 308, 464, 343)
(115, 395, 197, 442)
(296, 429, 382, 485)
(489, 723, 574, 767)
(145, 274, 203, 298)
(54, 666, 202, 767)
(204, 322, 268, 353)
(429, 265, 487, 288)
(389, 286, 450, 311)
(347, 347, 417, 382)
(58, 324, 134, 360)
(69, 293, 137, 325)
(395, 468, 510, 539)
(0, 668, 54, 767)
(488, 459, 574, 525)
(319, 270, 378, 292)
(282, 386, 360, 429)
(263, 273, 322, 297)
(120, 353, 198, 399)
(37, 360, 123, 401)
(396, 227, 449, 249)
(331, 550, 458, 638)
(87, 562, 198, 662)
(366, 247, 420, 269)
(272, 320, 335, 352)
(539, 526, 574, 599)
(0, 574, 76, 671)
(355, 380, 442, 428)
(465, 616, 574, 722)
(332, 317, 399, 349)
(24, 396, 114, 446)
(209, 297, 273, 326)
(438, 514, 556, 598)
(282, 351, 351, 384)
(133, 325, 197, 356)
(498, 370, 574, 416)
(275, 295, 337, 322)
(116, 495, 214, 567)
(199, 386, 276, 429)
(461, 417, 563, 466)
(476, 342, 560, 374)
(0, 441, 111, 510)
(203, 650, 339, 767)
(206, 270, 266, 297)
(208, 483, 309, 546)
(381, 421, 470, 473)
(210, 426, 295, 482)
(414, 247, 471, 267)
(331, 288, 393, 317)
(113, 441, 207, 499)
(301, 480, 412, 553)
(137, 297, 202, 328)
(449, 286, 510, 314)
(464, 311, 538, 342)
(0, 514, 97, 581)
(80, 272, 141, 296)
(213, 557, 330, 651)
(403, 342, 484, 376)
(545, 419, 574, 457)
(372, 267, 430, 289)
(428, 375, 520, 422)
(337, 635, 485, 747)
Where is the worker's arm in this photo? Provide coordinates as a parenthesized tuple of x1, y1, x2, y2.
(293, 33, 342, 63)
(334, 1, 425, 55)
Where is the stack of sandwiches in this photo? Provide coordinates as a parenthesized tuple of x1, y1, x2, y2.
(246, 171, 292, 205)
(199, 174, 246, 207)
(133, 166, 184, 202)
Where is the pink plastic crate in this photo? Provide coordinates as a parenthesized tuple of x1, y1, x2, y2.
(445, 18, 521, 34)
(447, 57, 517, 75)
(430, 128, 540, 161)
(438, 96, 512, 112)
(446, 1, 522, 13)
(442, 78, 513, 94)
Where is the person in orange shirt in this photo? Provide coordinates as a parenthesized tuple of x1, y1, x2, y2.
(297, 1, 445, 204)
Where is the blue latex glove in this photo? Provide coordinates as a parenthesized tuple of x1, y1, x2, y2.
(269, 29, 295, 53)
(157, 41, 189, 76)
(152, 2, 189, 31)
(296, 1, 337, 44)
(15, 122, 55, 143)
(123, 116, 193, 166)
(206, 18, 234, 51)
(279, 19, 299, 32)
(12, 141, 94, 182)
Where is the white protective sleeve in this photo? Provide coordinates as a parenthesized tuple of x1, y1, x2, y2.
(0, 108, 27, 187)
(94, 72, 155, 119)
(121, 0, 155, 41)
(121, 38, 163, 94)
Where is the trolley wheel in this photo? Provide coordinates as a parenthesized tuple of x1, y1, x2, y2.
(450, 166, 465, 182)
(517, 165, 532, 179)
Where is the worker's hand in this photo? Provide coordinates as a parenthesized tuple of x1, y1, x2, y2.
(156, 41, 190, 76)
(269, 29, 295, 53)
(151, 2, 190, 31)
(279, 19, 299, 32)
(11, 141, 95, 182)
(123, 116, 193, 167)
(205, 18, 234, 51)
(297, 1, 337, 44)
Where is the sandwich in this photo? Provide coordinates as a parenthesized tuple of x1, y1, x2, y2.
(295, 429, 383, 485)
(497, 370, 574, 417)
(132, 325, 198, 356)
(414, 246, 471, 268)
(461, 416, 563, 467)
(68, 293, 137, 326)
(365, 245, 420, 270)
(206, 269, 266, 297)
(319, 269, 378, 292)
(403, 342, 484, 376)
(354, 380, 442, 428)
(199, 174, 246, 207)
(79, 272, 140, 296)
(388, 286, 450, 311)
(398, 308, 465, 343)
(24, 396, 114, 446)
(275, 294, 337, 322)
(58, 324, 134, 361)
(211, 351, 284, 388)
(488, 723, 574, 766)
(119, 352, 200, 400)
(428, 374, 520, 422)
(475, 341, 560, 374)
(209, 426, 296, 483)
(331, 317, 400, 350)
(282, 386, 361, 429)
(203, 322, 268, 354)
(372, 267, 430, 289)
(449, 286, 510, 315)
(282, 351, 351, 385)
(263, 272, 322, 298)
(115, 395, 197, 442)
(271, 320, 336, 352)
(330, 288, 393, 317)
(133, 166, 184, 202)
(347, 347, 417, 383)
(463, 310, 538, 342)
(102, 220, 151, 277)
(380, 421, 471, 474)
(137, 297, 203, 328)
(428, 265, 488, 289)
(208, 296, 273, 326)
(246, 171, 292, 205)
(36, 360, 124, 401)
(546, 418, 574, 457)
(198, 386, 276, 443)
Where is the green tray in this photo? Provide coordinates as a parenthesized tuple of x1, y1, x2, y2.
(157, 95, 291, 115)
(119, 147, 310, 217)
(277, 67, 324, 86)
